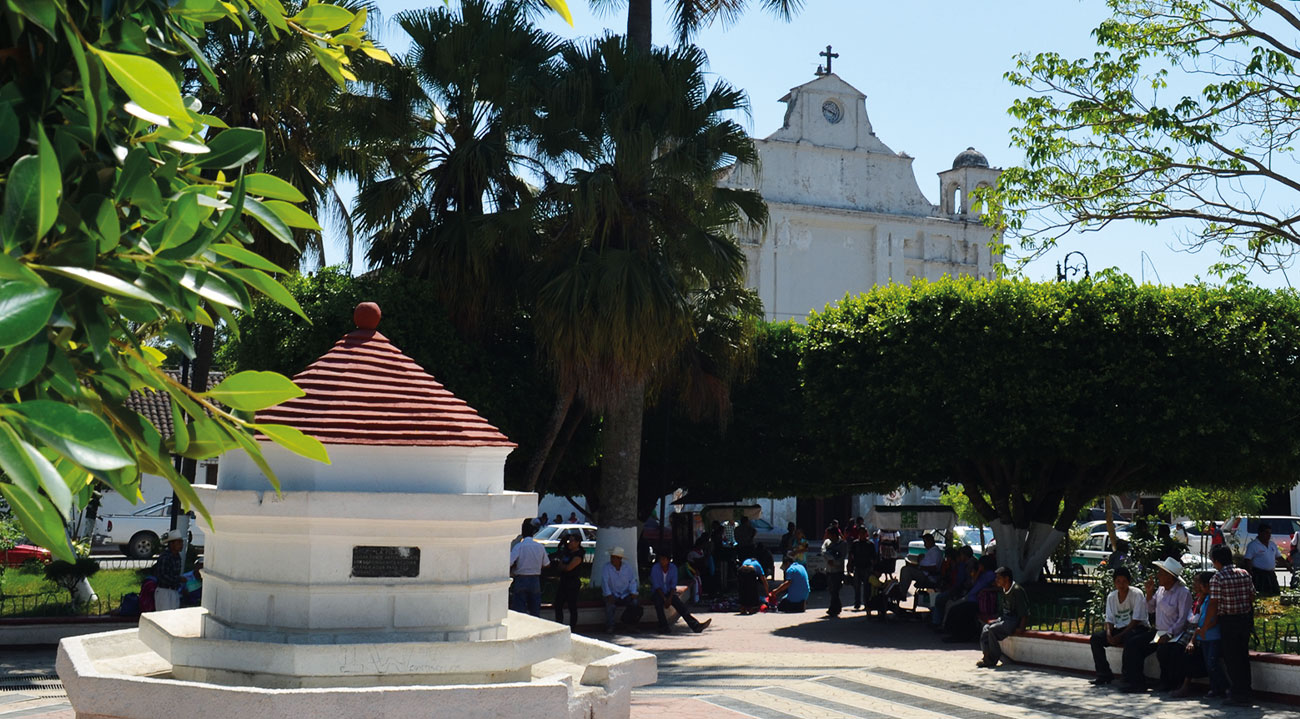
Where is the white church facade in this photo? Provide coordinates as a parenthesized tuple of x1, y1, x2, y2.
(720, 67, 1002, 321)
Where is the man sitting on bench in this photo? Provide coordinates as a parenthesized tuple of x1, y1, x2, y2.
(897, 533, 943, 599)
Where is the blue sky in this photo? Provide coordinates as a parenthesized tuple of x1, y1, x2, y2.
(334, 0, 1294, 289)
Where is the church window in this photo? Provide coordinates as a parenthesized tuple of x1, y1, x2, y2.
(822, 99, 843, 124)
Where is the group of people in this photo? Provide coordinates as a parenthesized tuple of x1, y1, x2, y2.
(1082, 545, 1258, 704)
(507, 519, 712, 635)
(531, 511, 582, 528)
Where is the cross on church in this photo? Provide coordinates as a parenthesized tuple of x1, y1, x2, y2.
(819, 45, 839, 75)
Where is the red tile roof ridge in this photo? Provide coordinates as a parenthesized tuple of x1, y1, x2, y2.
(252, 304, 515, 448)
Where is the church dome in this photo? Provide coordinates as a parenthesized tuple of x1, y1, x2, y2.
(952, 147, 989, 169)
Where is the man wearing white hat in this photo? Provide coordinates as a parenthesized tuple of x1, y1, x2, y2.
(151, 530, 186, 612)
(1143, 557, 1194, 692)
(601, 547, 643, 633)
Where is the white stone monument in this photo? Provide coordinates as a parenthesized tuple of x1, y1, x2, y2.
(57, 303, 654, 718)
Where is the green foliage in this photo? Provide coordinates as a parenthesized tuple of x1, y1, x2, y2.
(991, 0, 1300, 274)
(42, 556, 99, 607)
(0, 0, 391, 560)
(941, 484, 986, 529)
(803, 277, 1300, 525)
(1159, 485, 1266, 522)
(642, 321, 821, 502)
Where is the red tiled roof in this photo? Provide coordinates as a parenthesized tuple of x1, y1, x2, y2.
(125, 370, 226, 440)
(255, 303, 516, 448)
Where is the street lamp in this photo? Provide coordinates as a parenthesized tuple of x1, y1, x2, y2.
(1056, 251, 1090, 282)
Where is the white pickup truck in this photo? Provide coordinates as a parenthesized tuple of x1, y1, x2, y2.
(94, 499, 206, 559)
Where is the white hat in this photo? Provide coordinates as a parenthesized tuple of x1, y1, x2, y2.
(160, 530, 184, 544)
(609, 546, 626, 558)
(1153, 557, 1184, 581)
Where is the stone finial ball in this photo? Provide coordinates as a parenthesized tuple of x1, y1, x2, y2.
(354, 302, 382, 330)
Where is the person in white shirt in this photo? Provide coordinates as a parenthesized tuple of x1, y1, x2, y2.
(600, 547, 643, 633)
(1244, 525, 1282, 596)
(1143, 557, 1194, 691)
(896, 533, 942, 598)
(509, 519, 548, 617)
(1089, 566, 1153, 691)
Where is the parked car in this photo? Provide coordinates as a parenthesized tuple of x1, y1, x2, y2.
(747, 518, 786, 548)
(94, 499, 206, 559)
(1221, 516, 1300, 559)
(1, 543, 51, 568)
(1072, 530, 1209, 574)
(533, 523, 596, 558)
(906, 525, 991, 558)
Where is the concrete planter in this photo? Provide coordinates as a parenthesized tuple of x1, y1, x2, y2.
(1001, 630, 1300, 699)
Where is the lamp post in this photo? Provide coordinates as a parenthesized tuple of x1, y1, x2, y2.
(1055, 251, 1090, 282)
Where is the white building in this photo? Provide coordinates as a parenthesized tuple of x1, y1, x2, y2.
(719, 70, 1002, 322)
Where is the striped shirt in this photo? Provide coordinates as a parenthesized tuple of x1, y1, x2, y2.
(1209, 566, 1255, 616)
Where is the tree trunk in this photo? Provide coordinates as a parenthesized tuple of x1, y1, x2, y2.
(524, 388, 575, 493)
(588, 378, 646, 584)
(1105, 495, 1118, 546)
(989, 519, 1065, 582)
(626, 0, 652, 52)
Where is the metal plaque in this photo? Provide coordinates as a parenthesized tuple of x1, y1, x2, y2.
(351, 546, 420, 578)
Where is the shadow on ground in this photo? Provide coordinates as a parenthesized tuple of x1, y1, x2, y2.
(767, 610, 966, 651)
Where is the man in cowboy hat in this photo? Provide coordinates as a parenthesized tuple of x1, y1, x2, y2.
(601, 547, 643, 633)
(1143, 557, 1194, 692)
(151, 530, 186, 612)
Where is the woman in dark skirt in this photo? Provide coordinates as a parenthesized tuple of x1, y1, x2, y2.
(552, 533, 585, 629)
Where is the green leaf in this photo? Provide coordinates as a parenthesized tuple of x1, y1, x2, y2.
(224, 268, 309, 321)
(9, 400, 134, 470)
(205, 370, 304, 411)
(544, 0, 573, 26)
(256, 423, 329, 464)
(2, 129, 60, 243)
(242, 197, 296, 249)
(8, 0, 58, 37)
(0, 253, 44, 286)
(262, 200, 322, 231)
(179, 418, 240, 459)
(0, 336, 49, 389)
(0, 102, 19, 160)
(0, 484, 73, 562)
(243, 173, 307, 202)
(42, 266, 163, 304)
(180, 268, 247, 309)
(157, 193, 200, 251)
(95, 197, 120, 252)
(0, 280, 59, 348)
(169, 398, 189, 455)
(197, 128, 264, 169)
(291, 4, 354, 32)
(209, 243, 290, 274)
(0, 420, 73, 521)
(95, 49, 192, 131)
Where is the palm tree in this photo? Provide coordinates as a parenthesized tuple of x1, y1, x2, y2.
(356, 0, 569, 332)
(535, 37, 767, 577)
(588, 0, 803, 52)
(193, 0, 409, 271)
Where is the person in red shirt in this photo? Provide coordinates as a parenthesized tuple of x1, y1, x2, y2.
(1205, 545, 1256, 705)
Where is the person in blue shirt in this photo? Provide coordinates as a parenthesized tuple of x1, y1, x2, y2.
(1174, 570, 1227, 698)
(769, 562, 810, 612)
(650, 553, 711, 633)
(738, 557, 770, 614)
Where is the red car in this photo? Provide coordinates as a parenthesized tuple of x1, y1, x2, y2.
(1, 544, 52, 568)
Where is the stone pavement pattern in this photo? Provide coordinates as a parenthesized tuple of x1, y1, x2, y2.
(3, 592, 1298, 719)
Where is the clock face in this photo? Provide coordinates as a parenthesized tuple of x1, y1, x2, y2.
(822, 99, 843, 124)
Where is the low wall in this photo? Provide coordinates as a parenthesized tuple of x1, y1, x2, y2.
(542, 586, 689, 630)
(1001, 630, 1300, 700)
(0, 616, 138, 646)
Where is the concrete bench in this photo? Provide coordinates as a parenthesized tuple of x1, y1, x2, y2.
(1001, 630, 1300, 700)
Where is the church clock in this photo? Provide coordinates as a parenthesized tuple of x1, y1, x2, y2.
(822, 99, 843, 124)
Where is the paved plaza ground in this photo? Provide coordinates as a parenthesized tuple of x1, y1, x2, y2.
(2, 590, 1297, 719)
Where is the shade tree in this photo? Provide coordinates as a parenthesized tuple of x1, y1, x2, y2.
(801, 277, 1300, 580)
